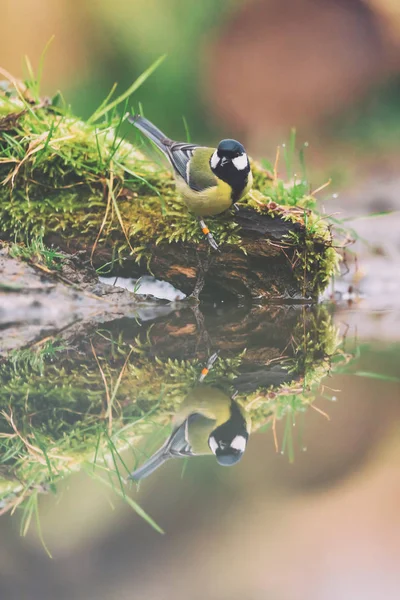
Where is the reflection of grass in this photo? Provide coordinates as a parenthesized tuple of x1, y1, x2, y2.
(0, 400, 164, 533)
(268, 336, 400, 462)
(0, 305, 350, 546)
(8, 340, 66, 373)
(3, 418, 164, 557)
(242, 309, 352, 461)
(0, 337, 166, 536)
(334, 340, 400, 384)
(354, 371, 400, 383)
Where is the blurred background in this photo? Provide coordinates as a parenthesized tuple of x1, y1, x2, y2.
(1, 1, 400, 599)
(1, 0, 400, 179)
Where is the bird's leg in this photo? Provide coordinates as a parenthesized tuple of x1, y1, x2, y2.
(198, 219, 219, 251)
(189, 252, 210, 302)
(199, 351, 220, 382)
(191, 304, 212, 354)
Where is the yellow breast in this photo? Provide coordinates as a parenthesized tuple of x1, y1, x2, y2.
(175, 178, 231, 217)
(176, 172, 252, 217)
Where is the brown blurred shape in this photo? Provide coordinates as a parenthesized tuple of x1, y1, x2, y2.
(204, 0, 400, 150)
(0, 0, 90, 89)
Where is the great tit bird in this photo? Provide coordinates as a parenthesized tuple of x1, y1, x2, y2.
(128, 385, 250, 481)
(127, 114, 253, 250)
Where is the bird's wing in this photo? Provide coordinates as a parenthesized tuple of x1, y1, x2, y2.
(166, 142, 196, 182)
(128, 413, 216, 481)
(167, 143, 216, 192)
(128, 419, 191, 481)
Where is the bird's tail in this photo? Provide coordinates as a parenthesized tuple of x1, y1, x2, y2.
(127, 114, 171, 152)
(128, 419, 190, 481)
(128, 443, 172, 481)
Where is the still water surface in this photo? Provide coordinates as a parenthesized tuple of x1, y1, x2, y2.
(0, 301, 399, 600)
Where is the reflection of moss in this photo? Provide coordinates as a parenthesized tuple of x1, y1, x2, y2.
(0, 306, 349, 524)
(241, 308, 345, 425)
(0, 83, 338, 294)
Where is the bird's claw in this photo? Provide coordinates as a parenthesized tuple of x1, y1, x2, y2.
(206, 233, 220, 252)
(206, 351, 220, 369)
(199, 351, 220, 382)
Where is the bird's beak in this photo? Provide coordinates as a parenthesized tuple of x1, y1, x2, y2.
(220, 157, 229, 166)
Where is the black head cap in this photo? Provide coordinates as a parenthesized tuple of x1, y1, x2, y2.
(217, 139, 245, 158)
(215, 447, 245, 466)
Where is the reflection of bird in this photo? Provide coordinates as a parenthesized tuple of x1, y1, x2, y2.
(128, 385, 250, 481)
(127, 114, 253, 250)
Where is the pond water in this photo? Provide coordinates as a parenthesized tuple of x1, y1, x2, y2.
(0, 298, 399, 600)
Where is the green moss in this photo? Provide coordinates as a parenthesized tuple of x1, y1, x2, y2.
(0, 78, 339, 294)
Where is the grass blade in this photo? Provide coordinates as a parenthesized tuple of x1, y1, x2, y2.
(37, 36, 55, 96)
(88, 470, 164, 533)
(90, 82, 118, 126)
(182, 116, 191, 143)
(354, 371, 400, 383)
(34, 496, 52, 558)
(88, 55, 166, 124)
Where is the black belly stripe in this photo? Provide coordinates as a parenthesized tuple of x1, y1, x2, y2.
(231, 180, 247, 203)
(212, 161, 250, 204)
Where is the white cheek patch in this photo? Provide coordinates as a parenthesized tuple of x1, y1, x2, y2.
(230, 435, 247, 452)
(209, 436, 218, 454)
(210, 151, 220, 169)
(232, 153, 248, 171)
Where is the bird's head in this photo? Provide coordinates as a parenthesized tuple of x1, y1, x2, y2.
(208, 432, 248, 466)
(210, 139, 249, 175)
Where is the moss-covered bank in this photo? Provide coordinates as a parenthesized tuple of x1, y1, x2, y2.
(0, 77, 339, 301)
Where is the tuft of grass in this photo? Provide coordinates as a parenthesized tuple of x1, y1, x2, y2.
(8, 234, 65, 271)
(246, 132, 341, 298)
